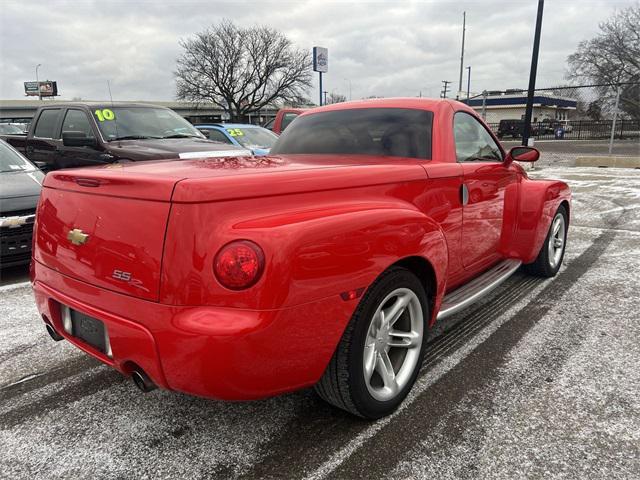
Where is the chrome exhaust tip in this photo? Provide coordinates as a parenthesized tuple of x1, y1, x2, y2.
(131, 370, 157, 393)
(45, 323, 64, 342)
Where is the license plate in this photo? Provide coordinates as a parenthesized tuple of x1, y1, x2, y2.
(69, 309, 107, 353)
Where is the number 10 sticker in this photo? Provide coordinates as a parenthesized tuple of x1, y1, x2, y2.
(95, 109, 115, 121)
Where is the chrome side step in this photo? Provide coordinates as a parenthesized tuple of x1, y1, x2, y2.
(437, 259, 522, 321)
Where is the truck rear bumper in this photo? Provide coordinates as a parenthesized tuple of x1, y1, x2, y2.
(32, 260, 354, 400)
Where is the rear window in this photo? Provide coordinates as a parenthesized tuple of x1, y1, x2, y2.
(34, 109, 61, 138)
(271, 108, 433, 159)
(280, 112, 299, 131)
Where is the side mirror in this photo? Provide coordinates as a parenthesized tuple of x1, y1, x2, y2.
(62, 131, 97, 148)
(506, 146, 539, 164)
(33, 160, 49, 171)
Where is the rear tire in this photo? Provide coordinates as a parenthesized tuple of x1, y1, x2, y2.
(315, 267, 429, 419)
(524, 205, 568, 277)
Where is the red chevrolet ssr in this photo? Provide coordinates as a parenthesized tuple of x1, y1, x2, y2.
(32, 99, 570, 419)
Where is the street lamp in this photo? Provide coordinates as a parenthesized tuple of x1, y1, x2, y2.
(344, 78, 352, 101)
(35, 64, 42, 101)
(465, 66, 471, 104)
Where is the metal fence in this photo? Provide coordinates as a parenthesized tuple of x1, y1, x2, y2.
(485, 119, 640, 141)
(465, 82, 640, 148)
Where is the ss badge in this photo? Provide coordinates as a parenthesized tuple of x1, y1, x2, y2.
(112, 270, 132, 281)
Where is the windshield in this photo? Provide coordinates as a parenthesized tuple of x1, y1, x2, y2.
(272, 108, 433, 159)
(0, 140, 35, 173)
(228, 127, 278, 149)
(92, 107, 205, 141)
(0, 124, 25, 135)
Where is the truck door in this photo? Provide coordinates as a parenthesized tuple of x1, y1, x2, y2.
(57, 108, 105, 169)
(28, 108, 63, 169)
(454, 111, 518, 270)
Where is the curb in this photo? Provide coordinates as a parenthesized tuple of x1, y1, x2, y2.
(575, 156, 640, 168)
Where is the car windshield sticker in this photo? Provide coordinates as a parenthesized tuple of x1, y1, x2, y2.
(226, 128, 244, 137)
(94, 109, 115, 122)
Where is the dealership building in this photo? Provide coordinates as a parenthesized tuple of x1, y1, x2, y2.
(466, 92, 578, 123)
(1, 93, 578, 127)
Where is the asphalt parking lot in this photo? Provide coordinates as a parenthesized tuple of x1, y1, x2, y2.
(1, 164, 639, 479)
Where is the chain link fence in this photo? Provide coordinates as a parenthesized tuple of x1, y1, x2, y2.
(466, 83, 640, 145)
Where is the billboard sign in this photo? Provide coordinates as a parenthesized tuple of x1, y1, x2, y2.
(24, 81, 58, 97)
(313, 47, 328, 73)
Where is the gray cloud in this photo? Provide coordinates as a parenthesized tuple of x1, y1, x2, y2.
(0, 0, 635, 103)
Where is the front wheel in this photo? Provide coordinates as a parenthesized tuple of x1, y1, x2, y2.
(315, 267, 428, 419)
(524, 205, 568, 277)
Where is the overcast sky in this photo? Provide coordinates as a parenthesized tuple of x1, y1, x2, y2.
(0, 0, 635, 103)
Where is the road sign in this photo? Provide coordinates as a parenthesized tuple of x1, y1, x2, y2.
(313, 47, 328, 73)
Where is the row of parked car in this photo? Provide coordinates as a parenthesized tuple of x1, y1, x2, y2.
(0, 102, 305, 269)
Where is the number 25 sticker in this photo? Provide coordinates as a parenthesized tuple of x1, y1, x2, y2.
(95, 109, 115, 121)
(227, 128, 244, 137)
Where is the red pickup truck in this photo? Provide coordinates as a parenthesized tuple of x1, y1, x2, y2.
(264, 107, 306, 134)
(32, 98, 570, 419)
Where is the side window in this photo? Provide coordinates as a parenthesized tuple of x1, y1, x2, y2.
(33, 109, 62, 139)
(62, 110, 95, 138)
(454, 112, 503, 162)
(204, 129, 233, 144)
(263, 117, 275, 130)
(281, 113, 298, 131)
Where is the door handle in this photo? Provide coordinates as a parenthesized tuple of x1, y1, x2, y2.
(460, 184, 469, 205)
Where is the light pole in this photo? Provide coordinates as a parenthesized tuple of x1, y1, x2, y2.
(457, 11, 466, 100)
(522, 0, 545, 147)
(35, 64, 42, 101)
(344, 78, 352, 101)
(466, 66, 471, 103)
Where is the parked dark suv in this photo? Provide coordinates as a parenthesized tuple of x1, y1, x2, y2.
(497, 119, 541, 139)
(0, 103, 249, 171)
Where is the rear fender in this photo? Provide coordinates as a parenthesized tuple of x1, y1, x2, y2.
(161, 201, 448, 313)
(509, 179, 571, 263)
(278, 207, 449, 317)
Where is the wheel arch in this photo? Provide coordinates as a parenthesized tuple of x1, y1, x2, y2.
(510, 179, 571, 264)
(559, 199, 570, 222)
(392, 255, 437, 323)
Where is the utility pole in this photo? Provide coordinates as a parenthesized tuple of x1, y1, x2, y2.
(466, 66, 471, 103)
(522, 0, 544, 147)
(36, 64, 42, 101)
(323, 90, 328, 105)
(457, 11, 466, 100)
(608, 85, 621, 155)
(481, 90, 488, 120)
(344, 78, 352, 101)
(441, 80, 452, 99)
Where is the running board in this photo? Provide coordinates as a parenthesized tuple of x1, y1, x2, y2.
(437, 259, 522, 321)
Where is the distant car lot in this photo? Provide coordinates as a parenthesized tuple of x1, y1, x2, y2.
(1, 164, 638, 479)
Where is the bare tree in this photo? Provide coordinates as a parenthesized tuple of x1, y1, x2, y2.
(326, 92, 347, 104)
(567, 5, 640, 119)
(175, 20, 312, 121)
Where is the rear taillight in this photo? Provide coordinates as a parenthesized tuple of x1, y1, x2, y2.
(213, 240, 265, 290)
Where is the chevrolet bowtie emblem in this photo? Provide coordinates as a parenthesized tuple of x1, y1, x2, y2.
(67, 228, 89, 246)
